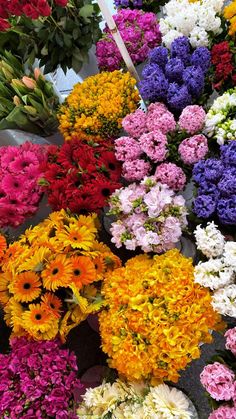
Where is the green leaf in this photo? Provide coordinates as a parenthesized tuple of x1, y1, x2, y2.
(79, 4, 94, 21)
(72, 55, 82, 73)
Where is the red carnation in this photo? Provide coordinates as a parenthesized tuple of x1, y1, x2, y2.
(0, 17, 10, 31)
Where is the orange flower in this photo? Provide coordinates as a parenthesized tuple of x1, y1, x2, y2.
(41, 292, 62, 318)
(0, 234, 6, 259)
(70, 255, 96, 288)
(42, 255, 73, 291)
(10, 272, 41, 303)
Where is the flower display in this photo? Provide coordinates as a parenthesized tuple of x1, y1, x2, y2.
(108, 177, 188, 252)
(200, 327, 236, 418)
(139, 37, 211, 112)
(0, 337, 82, 418)
(115, 102, 207, 187)
(0, 209, 121, 341)
(159, 0, 224, 48)
(78, 380, 197, 418)
(193, 141, 236, 225)
(96, 9, 161, 72)
(224, 0, 236, 36)
(40, 138, 121, 214)
(99, 249, 223, 383)
(114, 0, 167, 13)
(210, 41, 236, 93)
(58, 71, 140, 142)
(0, 141, 46, 228)
(204, 88, 236, 144)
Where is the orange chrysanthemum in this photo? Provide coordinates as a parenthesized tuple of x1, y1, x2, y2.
(41, 292, 62, 318)
(10, 272, 41, 303)
(70, 255, 96, 288)
(41, 255, 73, 291)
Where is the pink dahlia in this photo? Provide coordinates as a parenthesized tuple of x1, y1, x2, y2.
(122, 159, 151, 181)
(146, 102, 176, 134)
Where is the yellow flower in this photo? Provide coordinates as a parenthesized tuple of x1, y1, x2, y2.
(58, 224, 96, 250)
(224, 1, 236, 19)
(41, 292, 62, 318)
(10, 272, 41, 303)
(22, 303, 58, 338)
(0, 273, 12, 305)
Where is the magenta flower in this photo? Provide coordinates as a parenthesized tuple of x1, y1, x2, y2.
(200, 362, 235, 401)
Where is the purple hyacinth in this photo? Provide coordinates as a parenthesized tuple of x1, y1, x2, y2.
(171, 36, 191, 65)
(218, 170, 236, 197)
(139, 73, 168, 102)
(217, 196, 236, 225)
(149, 46, 169, 68)
(142, 63, 163, 78)
(198, 181, 220, 199)
(115, 0, 131, 6)
(193, 160, 206, 183)
(191, 47, 211, 74)
(194, 194, 217, 218)
(183, 65, 205, 97)
(221, 141, 236, 167)
(203, 158, 224, 182)
(167, 83, 191, 112)
(165, 57, 184, 83)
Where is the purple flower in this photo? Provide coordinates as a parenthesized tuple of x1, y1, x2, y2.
(193, 160, 206, 183)
(204, 159, 224, 182)
(139, 73, 168, 102)
(149, 46, 169, 68)
(198, 182, 220, 200)
(194, 194, 217, 218)
(183, 65, 205, 97)
(165, 58, 184, 83)
(191, 47, 211, 74)
(170, 36, 191, 65)
(217, 196, 236, 225)
(218, 170, 236, 197)
(221, 141, 236, 167)
(167, 83, 191, 112)
(141, 63, 163, 79)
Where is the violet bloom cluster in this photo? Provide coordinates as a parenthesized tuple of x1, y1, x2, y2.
(96, 9, 161, 71)
(0, 337, 83, 419)
(115, 103, 207, 190)
(193, 141, 236, 225)
(139, 36, 211, 112)
(0, 141, 46, 228)
(108, 176, 187, 253)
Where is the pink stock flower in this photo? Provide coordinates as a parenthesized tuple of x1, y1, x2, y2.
(122, 109, 147, 138)
(200, 362, 235, 401)
(122, 159, 151, 181)
(178, 105, 206, 135)
(115, 136, 142, 161)
(139, 130, 168, 163)
(225, 327, 236, 356)
(209, 406, 236, 419)
(178, 134, 208, 165)
(155, 162, 186, 191)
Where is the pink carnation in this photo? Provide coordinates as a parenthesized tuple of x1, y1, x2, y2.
(178, 105, 206, 135)
(146, 102, 176, 134)
(123, 159, 151, 181)
(139, 130, 168, 162)
(115, 136, 142, 161)
(200, 362, 235, 401)
(209, 406, 236, 419)
(225, 327, 236, 356)
(154, 162, 186, 191)
(122, 109, 147, 138)
(178, 134, 208, 165)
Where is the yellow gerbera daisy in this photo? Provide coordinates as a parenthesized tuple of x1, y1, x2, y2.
(58, 224, 95, 250)
(70, 255, 96, 288)
(10, 272, 41, 303)
(75, 213, 98, 232)
(41, 292, 62, 318)
(41, 254, 73, 291)
(0, 273, 12, 305)
(22, 303, 55, 334)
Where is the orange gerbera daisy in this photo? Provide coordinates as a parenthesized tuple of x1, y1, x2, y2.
(93, 255, 106, 276)
(22, 303, 56, 334)
(41, 254, 73, 291)
(10, 272, 41, 303)
(0, 234, 7, 259)
(70, 255, 96, 288)
(0, 273, 11, 305)
(41, 292, 62, 318)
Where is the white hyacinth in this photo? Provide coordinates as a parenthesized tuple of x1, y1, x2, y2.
(194, 259, 234, 290)
(212, 285, 236, 317)
(224, 242, 236, 269)
(194, 222, 225, 258)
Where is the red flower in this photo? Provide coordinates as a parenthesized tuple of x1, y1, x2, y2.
(97, 150, 122, 181)
(211, 41, 231, 65)
(22, 4, 40, 19)
(0, 17, 10, 31)
(36, 0, 51, 17)
(215, 62, 234, 81)
(54, 0, 68, 6)
(232, 74, 236, 85)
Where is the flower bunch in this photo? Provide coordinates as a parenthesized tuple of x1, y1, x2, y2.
(159, 0, 224, 48)
(99, 249, 223, 383)
(40, 138, 121, 214)
(204, 88, 236, 144)
(0, 337, 82, 418)
(96, 9, 161, 72)
(200, 327, 236, 418)
(139, 37, 211, 112)
(0, 209, 121, 341)
(193, 141, 236, 225)
(224, 0, 236, 36)
(194, 222, 236, 317)
(108, 177, 187, 252)
(114, 0, 167, 14)
(115, 102, 207, 188)
(0, 141, 46, 228)
(58, 71, 140, 142)
(210, 41, 236, 93)
(78, 380, 197, 418)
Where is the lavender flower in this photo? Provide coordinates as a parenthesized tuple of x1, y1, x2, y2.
(221, 142, 236, 167)
(142, 63, 163, 78)
(204, 159, 223, 182)
(218, 170, 236, 197)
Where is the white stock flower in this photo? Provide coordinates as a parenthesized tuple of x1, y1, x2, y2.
(224, 242, 236, 269)
(194, 259, 233, 290)
(212, 285, 236, 317)
(194, 222, 225, 258)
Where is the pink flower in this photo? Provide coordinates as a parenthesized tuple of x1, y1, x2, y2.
(9, 151, 39, 173)
(209, 406, 236, 419)
(139, 130, 168, 163)
(123, 159, 151, 181)
(178, 134, 208, 165)
(122, 109, 147, 138)
(146, 102, 176, 134)
(161, 217, 182, 250)
(144, 183, 174, 217)
(115, 136, 142, 161)
(178, 105, 206, 135)
(225, 327, 236, 356)
(200, 362, 235, 401)
(155, 162, 186, 191)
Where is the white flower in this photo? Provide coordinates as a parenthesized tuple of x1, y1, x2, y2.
(224, 242, 236, 269)
(212, 285, 236, 317)
(190, 27, 209, 48)
(194, 259, 233, 290)
(194, 222, 225, 258)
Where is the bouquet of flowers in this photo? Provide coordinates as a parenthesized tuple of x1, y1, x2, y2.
(40, 138, 122, 214)
(58, 71, 140, 142)
(204, 88, 236, 144)
(78, 380, 197, 418)
(96, 9, 161, 72)
(0, 141, 46, 228)
(0, 337, 83, 418)
(159, 0, 224, 48)
(139, 37, 211, 112)
(0, 0, 101, 73)
(224, 0, 236, 37)
(108, 176, 188, 252)
(114, 0, 168, 14)
(0, 52, 59, 136)
(210, 41, 236, 92)
(115, 102, 208, 188)
(194, 222, 236, 317)
(200, 327, 236, 418)
(193, 141, 236, 225)
(99, 249, 223, 383)
(0, 209, 121, 341)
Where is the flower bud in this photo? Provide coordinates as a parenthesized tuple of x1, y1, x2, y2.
(13, 95, 21, 106)
(34, 67, 44, 81)
(22, 76, 36, 89)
